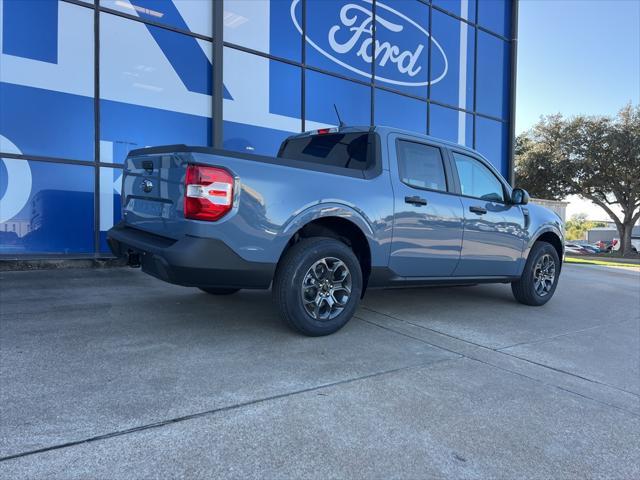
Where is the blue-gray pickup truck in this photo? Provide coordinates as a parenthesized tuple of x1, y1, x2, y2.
(108, 126, 564, 336)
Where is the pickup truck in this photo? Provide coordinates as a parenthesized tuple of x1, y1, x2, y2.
(108, 126, 564, 336)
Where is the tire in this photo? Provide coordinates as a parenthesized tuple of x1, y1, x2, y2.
(273, 237, 362, 336)
(511, 241, 560, 306)
(198, 287, 240, 295)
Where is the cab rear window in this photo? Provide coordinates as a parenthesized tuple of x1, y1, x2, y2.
(278, 133, 375, 171)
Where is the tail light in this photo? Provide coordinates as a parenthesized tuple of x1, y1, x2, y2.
(184, 165, 234, 221)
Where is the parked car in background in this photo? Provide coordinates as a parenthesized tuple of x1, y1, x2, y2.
(565, 243, 591, 255)
(596, 239, 616, 252)
(108, 126, 565, 336)
(576, 242, 602, 254)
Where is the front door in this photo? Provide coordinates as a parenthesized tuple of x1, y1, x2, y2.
(450, 151, 526, 277)
(389, 139, 464, 277)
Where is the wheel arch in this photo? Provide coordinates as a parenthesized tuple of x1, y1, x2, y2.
(277, 207, 375, 296)
(529, 227, 564, 270)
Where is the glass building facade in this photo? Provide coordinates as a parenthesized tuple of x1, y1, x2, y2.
(0, 0, 516, 256)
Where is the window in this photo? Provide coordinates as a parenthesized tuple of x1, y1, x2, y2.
(373, 0, 429, 98)
(397, 141, 447, 192)
(374, 89, 427, 134)
(99, 12, 212, 163)
(223, 47, 301, 155)
(305, 0, 373, 82)
(0, 160, 94, 254)
(0, 1, 94, 161)
(477, 0, 512, 38)
(99, 166, 122, 253)
(475, 116, 508, 177)
(101, 0, 213, 37)
(305, 70, 371, 126)
(223, 0, 301, 61)
(430, 10, 475, 110)
(278, 133, 373, 171)
(476, 31, 510, 120)
(452, 152, 504, 202)
(432, 0, 476, 22)
(430, 104, 473, 147)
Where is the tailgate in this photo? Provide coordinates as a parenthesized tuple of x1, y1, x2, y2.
(121, 151, 190, 239)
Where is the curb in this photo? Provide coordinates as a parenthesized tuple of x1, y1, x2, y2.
(0, 258, 127, 272)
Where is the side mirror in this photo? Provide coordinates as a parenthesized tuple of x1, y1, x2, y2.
(511, 188, 530, 205)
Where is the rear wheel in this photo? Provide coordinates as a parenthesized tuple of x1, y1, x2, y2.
(198, 287, 240, 295)
(511, 241, 560, 306)
(273, 237, 362, 336)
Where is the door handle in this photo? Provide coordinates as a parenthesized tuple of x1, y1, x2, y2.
(405, 195, 428, 206)
(469, 205, 487, 215)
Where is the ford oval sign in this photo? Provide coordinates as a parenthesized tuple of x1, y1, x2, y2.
(290, 0, 448, 87)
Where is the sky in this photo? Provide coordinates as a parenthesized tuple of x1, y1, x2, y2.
(515, 0, 640, 220)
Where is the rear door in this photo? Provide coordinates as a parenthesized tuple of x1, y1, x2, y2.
(449, 151, 526, 277)
(388, 136, 464, 277)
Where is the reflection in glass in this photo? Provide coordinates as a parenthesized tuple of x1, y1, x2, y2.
(476, 31, 510, 120)
(305, 70, 371, 126)
(100, 13, 212, 163)
(101, 0, 213, 37)
(0, 160, 94, 254)
(430, 9, 475, 110)
(475, 116, 508, 177)
(375, 88, 427, 133)
(430, 103, 473, 147)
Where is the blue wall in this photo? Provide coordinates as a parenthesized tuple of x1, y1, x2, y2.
(0, 0, 514, 256)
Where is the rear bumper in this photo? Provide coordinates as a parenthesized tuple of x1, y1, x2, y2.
(107, 223, 274, 289)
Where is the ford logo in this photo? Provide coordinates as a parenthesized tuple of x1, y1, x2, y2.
(290, 0, 448, 87)
(141, 179, 153, 193)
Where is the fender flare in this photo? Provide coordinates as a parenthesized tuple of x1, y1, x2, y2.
(278, 202, 383, 265)
(525, 224, 564, 259)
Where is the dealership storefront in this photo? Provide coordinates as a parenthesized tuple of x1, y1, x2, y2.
(0, 0, 515, 257)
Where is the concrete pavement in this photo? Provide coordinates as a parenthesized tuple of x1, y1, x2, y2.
(1, 264, 638, 478)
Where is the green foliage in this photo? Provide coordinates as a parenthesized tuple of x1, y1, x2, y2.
(564, 214, 606, 241)
(515, 104, 640, 256)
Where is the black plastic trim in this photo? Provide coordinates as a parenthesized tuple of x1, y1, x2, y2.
(212, 0, 223, 148)
(508, 0, 520, 185)
(107, 223, 274, 289)
(368, 266, 519, 288)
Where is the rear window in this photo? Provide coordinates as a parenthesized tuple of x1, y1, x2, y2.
(278, 132, 374, 171)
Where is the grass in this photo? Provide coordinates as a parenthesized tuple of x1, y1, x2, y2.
(564, 256, 640, 268)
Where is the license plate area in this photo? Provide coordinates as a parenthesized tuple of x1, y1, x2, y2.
(127, 198, 171, 218)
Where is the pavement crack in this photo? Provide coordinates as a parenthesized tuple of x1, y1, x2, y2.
(495, 318, 636, 351)
(360, 306, 498, 350)
(357, 308, 640, 418)
(0, 356, 461, 463)
(497, 349, 640, 398)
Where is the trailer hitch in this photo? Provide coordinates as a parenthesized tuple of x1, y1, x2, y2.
(127, 250, 141, 268)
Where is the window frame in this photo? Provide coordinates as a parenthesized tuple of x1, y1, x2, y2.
(394, 138, 452, 194)
(448, 148, 512, 204)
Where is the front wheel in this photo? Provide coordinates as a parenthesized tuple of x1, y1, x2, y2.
(273, 237, 362, 336)
(511, 241, 560, 306)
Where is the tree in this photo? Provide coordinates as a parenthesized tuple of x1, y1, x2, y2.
(564, 213, 606, 241)
(515, 104, 640, 256)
